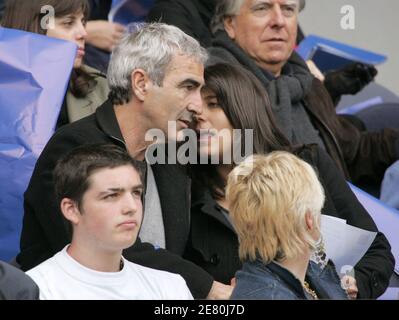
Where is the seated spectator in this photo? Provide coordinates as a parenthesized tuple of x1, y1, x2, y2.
(2, 0, 109, 128)
(0, 261, 39, 300)
(226, 152, 347, 300)
(26, 144, 193, 300)
(208, 0, 399, 188)
(17, 22, 231, 299)
(147, 0, 217, 47)
(148, 0, 377, 111)
(187, 63, 394, 299)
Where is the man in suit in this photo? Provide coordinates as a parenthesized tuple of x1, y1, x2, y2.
(18, 22, 232, 299)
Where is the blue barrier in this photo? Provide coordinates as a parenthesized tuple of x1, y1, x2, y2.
(0, 27, 75, 261)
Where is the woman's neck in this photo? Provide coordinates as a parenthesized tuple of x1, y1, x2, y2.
(275, 250, 311, 284)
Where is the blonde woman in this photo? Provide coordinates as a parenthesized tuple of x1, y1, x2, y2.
(226, 152, 347, 300)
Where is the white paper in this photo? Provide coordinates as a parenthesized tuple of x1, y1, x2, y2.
(320, 214, 377, 276)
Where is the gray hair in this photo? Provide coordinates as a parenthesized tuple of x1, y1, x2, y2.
(107, 23, 208, 105)
(211, 0, 305, 35)
(211, 0, 245, 34)
(299, 0, 306, 11)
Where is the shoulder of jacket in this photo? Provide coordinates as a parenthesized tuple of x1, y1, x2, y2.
(81, 64, 107, 79)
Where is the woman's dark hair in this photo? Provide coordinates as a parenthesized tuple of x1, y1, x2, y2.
(194, 63, 291, 198)
(2, 0, 95, 98)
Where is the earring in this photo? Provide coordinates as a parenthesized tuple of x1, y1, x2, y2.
(310, 235, 328, 270)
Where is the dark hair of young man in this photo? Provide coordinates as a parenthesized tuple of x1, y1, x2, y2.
(53, 144, 145, 211)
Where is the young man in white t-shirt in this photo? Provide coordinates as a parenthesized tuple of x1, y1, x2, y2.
(26, 144, 193, 300)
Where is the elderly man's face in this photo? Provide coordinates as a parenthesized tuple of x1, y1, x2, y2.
(224, 0, 299, 76)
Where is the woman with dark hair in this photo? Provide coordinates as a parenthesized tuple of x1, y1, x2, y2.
(185, 63, 394, 299)
(1, 0, 109, 127)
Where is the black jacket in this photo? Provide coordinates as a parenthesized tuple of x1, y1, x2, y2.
(0, 0, 4, 20)
(185, 145, 395, 299)
(147, 0, 216, 47)
(18, 99, 213, 298)
(208, 31, 399, 185)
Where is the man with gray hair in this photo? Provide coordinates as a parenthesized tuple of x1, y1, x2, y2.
(18, 23, 232, 299)
(208, 0, 397, 299)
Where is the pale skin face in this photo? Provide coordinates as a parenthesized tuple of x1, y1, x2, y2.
(61, 165, 144, 254)
(133, 53, 205, 142)
(46, 11, 87, 68)
(195, 88, 234, 162)
(224, 0, 299, 76)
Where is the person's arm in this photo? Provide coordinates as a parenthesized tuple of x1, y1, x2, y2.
(85, 20, 126, 52)
(324, 63, 378, 106)
(310, 79, 399, 184)
(314, 146, 395, 299)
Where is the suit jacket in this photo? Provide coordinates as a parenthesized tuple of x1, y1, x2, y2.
(0, 261, 39, 300)
(18, 99, 213, 298)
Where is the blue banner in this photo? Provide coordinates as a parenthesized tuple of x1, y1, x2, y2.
(0, 27, 76, 261)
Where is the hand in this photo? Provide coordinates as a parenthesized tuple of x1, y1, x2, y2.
(206, 281, 234, 300)
(324, 63, 378, 103)
(85, 20, 126, 52)
(341, 275, 359, 299)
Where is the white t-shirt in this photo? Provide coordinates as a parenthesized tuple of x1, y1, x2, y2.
(26, 246, 193, 300)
